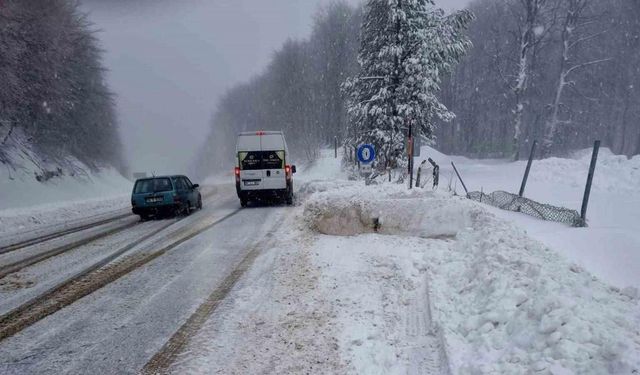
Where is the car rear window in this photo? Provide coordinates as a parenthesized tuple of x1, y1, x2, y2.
(238, 151, 284, 170)
(134, 178, 173, 194)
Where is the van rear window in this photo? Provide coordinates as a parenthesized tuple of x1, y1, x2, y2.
(239, 151, 263, 170)
(262, 151, 284, 169)
(238, 151, 284, 170)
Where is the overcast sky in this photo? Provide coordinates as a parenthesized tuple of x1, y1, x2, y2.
(80, 0, 471, 175)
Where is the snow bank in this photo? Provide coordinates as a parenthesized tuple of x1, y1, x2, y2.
(305, 189, 471, 238)
(0, 147, 131, 238)
(303, 181, 640, 374)
(0, 160, 130, 212)
(428, 204, 640, 374)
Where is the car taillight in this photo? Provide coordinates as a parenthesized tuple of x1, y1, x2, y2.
(235, 167, 240, 181)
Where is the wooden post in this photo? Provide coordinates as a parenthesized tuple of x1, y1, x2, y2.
(580, 140, 600, 225)
(519, 140, 537, 197)
(334, 136, 338, 158)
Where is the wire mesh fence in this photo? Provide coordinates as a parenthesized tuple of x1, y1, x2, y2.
(467, 190, 583, 227)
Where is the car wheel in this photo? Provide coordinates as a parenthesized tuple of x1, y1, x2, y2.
(197, 195, 203, 210)
(240, 198, 247, 208)
(184, 202, 192, 216)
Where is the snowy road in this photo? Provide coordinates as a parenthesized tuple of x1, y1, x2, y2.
(0, 183, 291, 374)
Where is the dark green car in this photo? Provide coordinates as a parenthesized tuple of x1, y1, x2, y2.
(131, 175, 202, 220)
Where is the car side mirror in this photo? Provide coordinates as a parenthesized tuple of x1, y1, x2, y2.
(192, 184, 200, 189)
(291, 165, 297, 174)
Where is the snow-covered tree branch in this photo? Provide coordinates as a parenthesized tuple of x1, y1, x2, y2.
(343, 0, 472, 168)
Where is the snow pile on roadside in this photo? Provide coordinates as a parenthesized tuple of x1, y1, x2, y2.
(304, 182, 640, 374)
(305, 187, 470, 238)
(430, 204, 640, 374)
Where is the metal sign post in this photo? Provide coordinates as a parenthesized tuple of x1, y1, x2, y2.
(580, 140, 600, 225)
(451, 161, 469, 197)
(357, 144, 376, 183)
(519, 140, 537, 197)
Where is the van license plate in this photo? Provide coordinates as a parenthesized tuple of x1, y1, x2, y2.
(244, 180, 260, 186)
(146, 197, 162, 203)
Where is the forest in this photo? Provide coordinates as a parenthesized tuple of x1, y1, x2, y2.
(0, 0, 124, 175)
(196, 0, 640, 177)
(437, 0, 640, 159)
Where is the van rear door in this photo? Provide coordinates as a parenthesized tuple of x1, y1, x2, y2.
(260, 150, 286, 189)
(237, 134, 263, 190)
(260, 133, 286, 190)
(238, 150, 263, 190)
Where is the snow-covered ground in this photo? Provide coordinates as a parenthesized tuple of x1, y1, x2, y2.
(420, 146, 640, 290)
(170, 149, 639, 374)
(0, 154, 132, 240)
(0, 155, 131, 212)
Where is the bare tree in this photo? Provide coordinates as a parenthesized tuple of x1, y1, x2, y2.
(542, 0, 609, 155)
(510, 0, 551, 160)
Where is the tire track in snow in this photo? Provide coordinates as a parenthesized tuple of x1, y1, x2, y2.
(0, 187, 219, 280)
(0, 186, 218, 255)
(0, 217, 138, 279)
(0, 207, 240, 342)
(405, 271, 452, 375)
(0, 212, 133, 255)
(140, 217, 285, 375)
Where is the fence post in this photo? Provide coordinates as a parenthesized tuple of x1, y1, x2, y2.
(428, 158, 439, 188)
(519, 140, 537, 197)
(415, 160, 426, 188)
(334, 136, 338, 158)
(408, 131, 414, 190)
(580, 140, 600, 225)
(451, 162, 469, 196)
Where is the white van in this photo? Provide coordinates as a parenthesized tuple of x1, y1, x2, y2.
(235, 131, 296, 207)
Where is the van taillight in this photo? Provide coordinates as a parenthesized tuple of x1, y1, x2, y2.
(285, 165, 292, 179)
(235, 167, 240, 176)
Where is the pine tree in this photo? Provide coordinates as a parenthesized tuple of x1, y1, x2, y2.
(343, 0, 472, 167)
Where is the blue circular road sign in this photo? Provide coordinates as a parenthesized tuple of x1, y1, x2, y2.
(357, 144, 376, 164)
